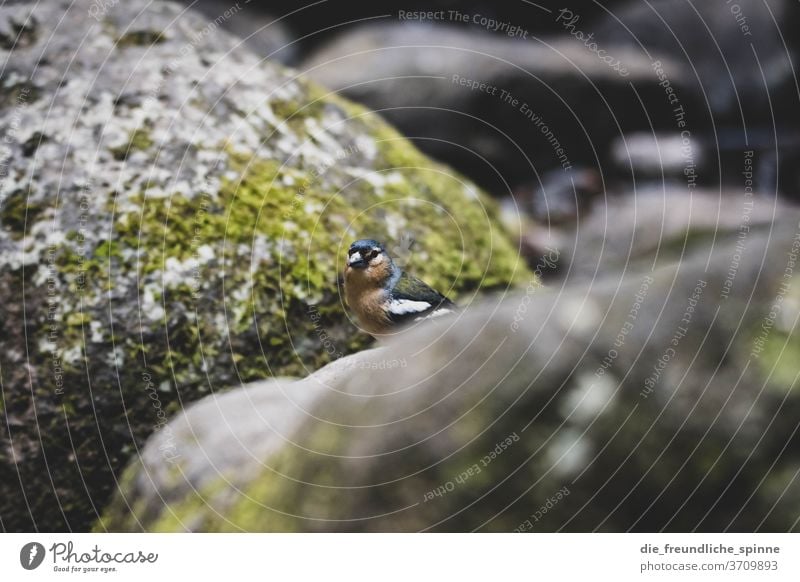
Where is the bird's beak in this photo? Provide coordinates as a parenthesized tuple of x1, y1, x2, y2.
(347, 252, 367, 269)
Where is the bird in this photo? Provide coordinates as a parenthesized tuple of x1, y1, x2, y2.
(343, 239, 456, 336)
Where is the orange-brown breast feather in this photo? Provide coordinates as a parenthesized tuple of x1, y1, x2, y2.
(344, 260, 393, 335)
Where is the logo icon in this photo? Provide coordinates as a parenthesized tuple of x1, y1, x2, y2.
(391, 232, 416, 267)
(20, 542, 45, 570)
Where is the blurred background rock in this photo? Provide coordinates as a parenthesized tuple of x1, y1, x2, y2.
(182, 0, 800, 271)
(2, 0, 799, 532)
(104, 213, 800, 532)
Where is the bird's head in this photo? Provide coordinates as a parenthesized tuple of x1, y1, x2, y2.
(345, 239, 394, 284)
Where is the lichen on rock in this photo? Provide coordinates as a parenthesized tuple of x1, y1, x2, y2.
(0, 0, 528, 531)
(102, 215, 800, 532)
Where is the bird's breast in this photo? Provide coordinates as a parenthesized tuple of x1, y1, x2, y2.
(344, 278, 391, 335)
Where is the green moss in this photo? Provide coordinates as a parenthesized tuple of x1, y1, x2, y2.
(221, 425, 352, 532)
(271, 98, 325, 134)
(69, 71, 531, 533)
(146, 475, 234, 532)
(116, 30, 165, 48)
(115, 135, 524, 377)
(110, 128, 154, 160)
(343, 93, 523, 286)
(745, 275, 800, 390)
(0, 188, 44, 238)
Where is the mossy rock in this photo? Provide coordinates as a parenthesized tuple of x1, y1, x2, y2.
(102, 215, 800, 532)
(0, 0, 528, 531)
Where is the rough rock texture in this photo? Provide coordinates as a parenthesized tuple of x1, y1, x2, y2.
(104, 213, 800, 532)
(0, 0, 526, 531)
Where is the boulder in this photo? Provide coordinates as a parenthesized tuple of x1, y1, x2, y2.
(522, 188, 789, 283)
(219, 0, 631, 49)
(0, 0, 526, 531)
(595, 0, 795, 125)
(103, 213, 800, 531)
(299, 1, 800, 197)
(185, 0, 297, 64)
(594, 0, 800, 194)
(301, 22, 692, 195)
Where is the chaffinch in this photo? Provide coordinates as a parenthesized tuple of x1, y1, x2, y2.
(344, 239, 456, 336)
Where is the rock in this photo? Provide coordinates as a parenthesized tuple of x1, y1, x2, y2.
(100, 349, 378, 531)
(0, 0, 526, 531)
(301, 22, 691, 195)
(594, 0, 800, 194)
(298, 3, 800, 197)
(223, 1, 631, 50)
(507, 186, 786, 281)
(595, 0, 794, 125)
(103, 212, 800, 531)
(185, 0, 297, 64)
(525, 167, 602, 226)
(611, 133, 703, 179)
(539, 188, 788, 284)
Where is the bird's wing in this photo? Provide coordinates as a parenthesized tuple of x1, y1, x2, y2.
(386, 271, 456, 325)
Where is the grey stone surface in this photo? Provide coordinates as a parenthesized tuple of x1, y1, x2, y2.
(0, 0, 524, 531)
(105, 213, 800, 531)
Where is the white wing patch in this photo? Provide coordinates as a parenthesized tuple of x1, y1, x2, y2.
(416, 307, 453, 321)
(388, 298, 433, 315)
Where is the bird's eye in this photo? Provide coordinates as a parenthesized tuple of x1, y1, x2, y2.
(366, 250, 378, 260)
